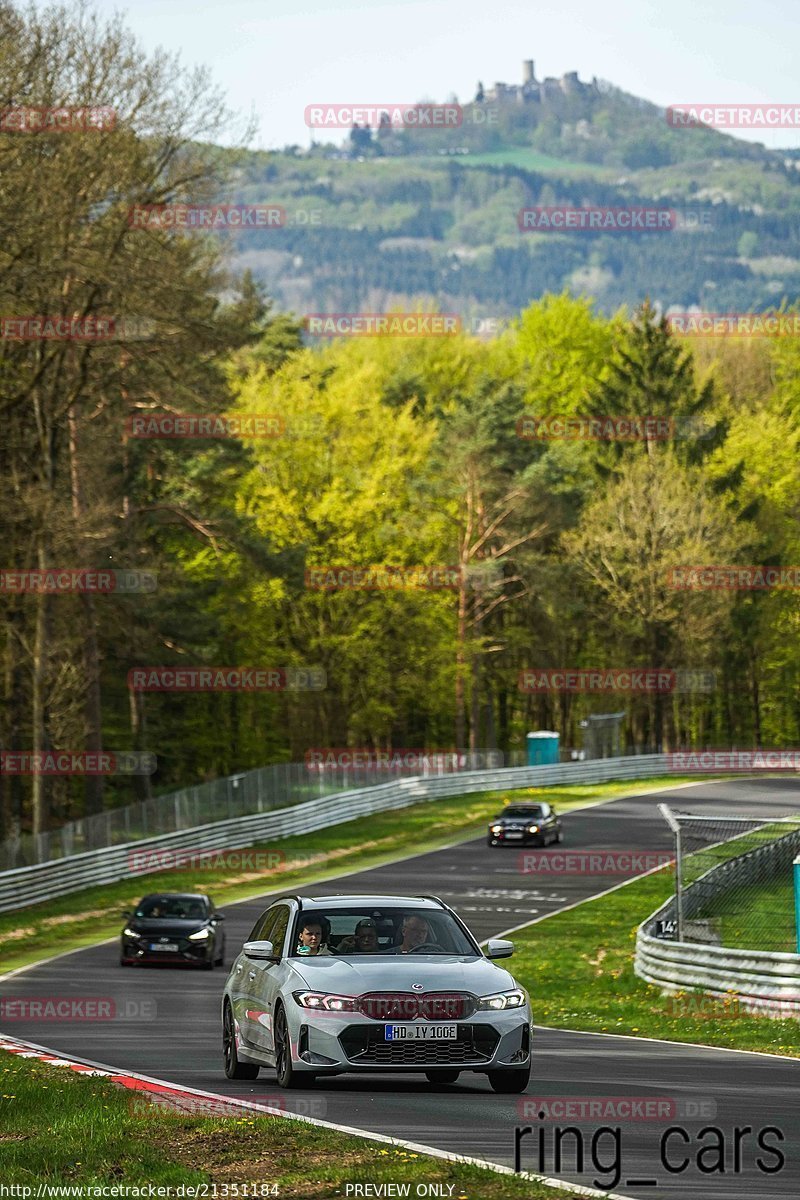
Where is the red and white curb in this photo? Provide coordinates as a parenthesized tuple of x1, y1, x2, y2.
(0, 1031, 637, 1200)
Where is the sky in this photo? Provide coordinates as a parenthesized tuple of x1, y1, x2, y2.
(86, 0, 800, 152)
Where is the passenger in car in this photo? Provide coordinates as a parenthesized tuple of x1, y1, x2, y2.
(295, 916, 332, 956)
(336, 918, 379, 954)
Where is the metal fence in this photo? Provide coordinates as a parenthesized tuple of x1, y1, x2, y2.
(658, 804, 800, 951)
(0, 753, 669, 913)
(635, 804, 800, 1013)
(0, 751, 518, 871)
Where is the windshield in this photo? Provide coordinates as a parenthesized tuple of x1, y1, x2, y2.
(500, 806, 544, 818)
(290, 906, 480, 957)
(134, 896, 207, 920)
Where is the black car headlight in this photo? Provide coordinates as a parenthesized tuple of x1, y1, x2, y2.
(123, 927, 141, 940)
(527, 825, 540, 833)
(188, 927, 212, 941)
(490, 825, 504, 834)
(478, 989, 526, 1010)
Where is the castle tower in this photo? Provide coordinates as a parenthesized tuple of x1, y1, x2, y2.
(523, 59, 536, 84)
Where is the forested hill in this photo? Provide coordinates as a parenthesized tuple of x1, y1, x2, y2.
(217, 76, 800, 320)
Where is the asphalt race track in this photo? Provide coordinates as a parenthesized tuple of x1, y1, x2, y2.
(3, 777, 800, 1200)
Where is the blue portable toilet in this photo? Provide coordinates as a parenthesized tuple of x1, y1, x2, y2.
(526, 730, 560, 766)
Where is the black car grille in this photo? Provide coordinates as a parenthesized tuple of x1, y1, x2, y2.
(339, 1024, 499, 1064)
(357, 992, 476, 1021)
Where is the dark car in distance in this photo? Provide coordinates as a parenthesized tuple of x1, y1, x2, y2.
(120, 892, 226, 968)
(487, 802, 563, 847)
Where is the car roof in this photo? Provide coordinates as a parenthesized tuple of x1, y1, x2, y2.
(279, 894, 446, 910)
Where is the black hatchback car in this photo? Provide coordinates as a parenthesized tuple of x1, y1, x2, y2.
(120, 892, 226, 968)
(487, 802, 563, 847)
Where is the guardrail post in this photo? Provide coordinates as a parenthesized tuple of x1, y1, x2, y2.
(659, 803, 683, 942)
(795, 855, 800, 953)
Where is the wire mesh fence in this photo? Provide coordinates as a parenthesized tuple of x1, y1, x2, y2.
(0, 750, 524, 871)
(658, 804, 800, 953)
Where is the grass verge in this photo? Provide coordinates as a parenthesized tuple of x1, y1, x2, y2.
(705, 873, 794, 953)
(511, 866, 800, 1057)
(0, 776, 695, 976)
(0, 1052, 580, 1198)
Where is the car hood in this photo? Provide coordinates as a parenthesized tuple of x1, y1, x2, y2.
(289, 955, 519, 996)
(490, 815, 540, 825)
(126, 918, 209, 937)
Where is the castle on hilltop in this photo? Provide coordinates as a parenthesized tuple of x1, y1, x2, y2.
(477, 61, 599, 105)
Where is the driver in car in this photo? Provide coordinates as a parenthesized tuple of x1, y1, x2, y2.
(386, 914, 434, 954)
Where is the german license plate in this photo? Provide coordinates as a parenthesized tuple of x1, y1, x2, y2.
(504, 832, 524, 839)
(149, 943, 178, 952)
(385, 1024, 457, 1040)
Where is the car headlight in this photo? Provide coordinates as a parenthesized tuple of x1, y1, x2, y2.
(188, 927, 211, 941)
(527, 825, 540, 833)
(123, 927, 141, 939)
(478, 989, 527, 1010)
(293, 991, 358, 1012)
(490, 825, 503, 834)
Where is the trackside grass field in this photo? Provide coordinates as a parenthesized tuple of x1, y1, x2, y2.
(706, 874, 794, 952)
(511, 867, 800, 1058)
(0, 1053, 583, 1199)
(0, 776, 697, 975)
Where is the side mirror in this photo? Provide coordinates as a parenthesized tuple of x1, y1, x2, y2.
(243, 939, 277, 961)
(485, 938, 514, 960)
(214, 913, 225, 921)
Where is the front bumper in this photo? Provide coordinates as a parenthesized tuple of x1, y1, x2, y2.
(121, 938, 213, 966)
(289, 1008, 532, 1074)
(488, 830, 543, 845)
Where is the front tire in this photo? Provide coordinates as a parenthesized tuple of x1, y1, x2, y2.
(223, 1002, 259, 1080)
(274, 1004, 302, 1088)
(487, 1064, 530, 1094)
(425, 1070, 460, 1084)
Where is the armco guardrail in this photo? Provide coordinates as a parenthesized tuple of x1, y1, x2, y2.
(0, 753, 668, 913)
(635, 908, 800, 1011)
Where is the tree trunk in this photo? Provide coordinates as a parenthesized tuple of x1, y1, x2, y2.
(469, 652, 480, 755)
(69, 404, 105, 816)
(128, 687, 153, 802)
(31, 539, 50, 837)
(750, 651, 762, 745)
(455, 562, 468, 752)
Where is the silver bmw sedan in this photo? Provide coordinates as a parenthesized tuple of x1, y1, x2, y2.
(222, 893, 532, 1093)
